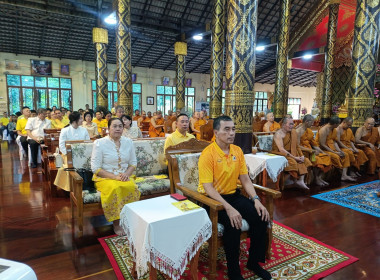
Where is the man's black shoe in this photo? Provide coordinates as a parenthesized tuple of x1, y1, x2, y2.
(246, 262, 272, 280)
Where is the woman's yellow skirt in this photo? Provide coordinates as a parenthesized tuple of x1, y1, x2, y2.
(93, 175, 140, 222)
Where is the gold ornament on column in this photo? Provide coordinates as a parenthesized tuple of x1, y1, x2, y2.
(175, 42, 187, 112)
(273, 0, 290, 120)
(116, 0, 133, 116)
(210, 0, 226, 118)
(93, 27, 109, 109)
(347, 0, 380, 127)
(225, 0, 258, 154)
(321, 2, 340, 122)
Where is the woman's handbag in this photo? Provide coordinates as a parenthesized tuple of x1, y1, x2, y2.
(53, 148, 64, 168)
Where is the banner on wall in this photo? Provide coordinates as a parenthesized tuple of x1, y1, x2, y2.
(195, 101, 209, 116)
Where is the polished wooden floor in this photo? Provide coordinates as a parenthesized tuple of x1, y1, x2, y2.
(0, 140, 378, 280)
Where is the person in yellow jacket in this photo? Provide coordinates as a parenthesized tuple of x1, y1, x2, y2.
(51, 109, 69, 129)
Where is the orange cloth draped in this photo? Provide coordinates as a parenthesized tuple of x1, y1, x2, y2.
(194, 119, 206, 140)
(340, 128, 368, 170)
(149, 118, 165, 137)
(272, 129, 312, 178)
(264, 121, 280, 132)
(300, 128, 331, 172)
(360, 127, 380, 174)
(316, 128, 350, 169)
(133, 116, 140, 121)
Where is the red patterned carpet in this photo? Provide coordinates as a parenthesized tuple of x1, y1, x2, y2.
(99, 221, 358, 280)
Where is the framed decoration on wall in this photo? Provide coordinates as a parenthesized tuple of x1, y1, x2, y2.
(186, 78, 192, 87)
(5, 59, 20, 70)
(163, 76, 170, 86)
(147, 96, 154, 105)
(31, 60, 52, 76)
(60, 64, 70, 76)
(132, 73, 137, 83)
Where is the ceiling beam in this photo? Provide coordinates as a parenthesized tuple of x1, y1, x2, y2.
(188, 45, 211, 73)
(148, 44, 173, 68)
(133, 36, 161, 67)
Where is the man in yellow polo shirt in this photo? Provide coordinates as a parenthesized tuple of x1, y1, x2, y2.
(164, 114, 195, 153)
(51, 109, 69, 128)
(16, 106, 31, 156)
(93, 110, 108, 134)
(198, 116, 271, 280)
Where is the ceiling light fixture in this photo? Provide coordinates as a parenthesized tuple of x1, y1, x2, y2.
(256, 46, 265, 51)
(104, 12, 117, 25)
(193, 34, 203, 41)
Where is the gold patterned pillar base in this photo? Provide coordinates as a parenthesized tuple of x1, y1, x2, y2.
(347, 0, 380, 128)
(93, 27, 108, 109)
(273, 0, 290, 121)
(321, 1, 340, 124)
(210, 0, 226, 118)
(225, 0, 258, 153)
(175, 42, 187, 112)
(116, 0, 133, 116)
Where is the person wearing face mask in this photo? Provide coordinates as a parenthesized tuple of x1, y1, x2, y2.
(121, 115, 142, 139)
(91, 118, 140, 235)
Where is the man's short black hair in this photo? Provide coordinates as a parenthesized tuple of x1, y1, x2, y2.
(329, 116, 341, 125)
(176, 113, 189, 120)
(69, 111, 81, 124)
(213, 116, 233, 131)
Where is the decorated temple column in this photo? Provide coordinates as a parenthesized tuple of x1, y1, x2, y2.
(210, 0, 226, 118)
(273, 0, 290, 121)
(347, 0, 380, 128)
(116, 0, 133, 116)
(93, 27, 109, 109)
(225, 0, 258, 153)
(175, 42, 187, 112)
(320, 0, 340, 124)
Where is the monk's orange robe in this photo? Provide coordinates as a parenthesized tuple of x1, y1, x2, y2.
(149, 117, 165, 137)
(340, 128, 368, 170)
(316, 128, 350, 169)
(133, 115, 140, 121)
(272, 129, 312, 179)
(194, 119, 207, 140)
(264, 121, 280, 132)
(359, 127, 380, 174)
(300, 128, 332, 172)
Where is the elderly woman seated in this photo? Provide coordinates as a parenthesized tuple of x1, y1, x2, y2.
(121, 114, 142, 139)
(91, 118, 140, 235)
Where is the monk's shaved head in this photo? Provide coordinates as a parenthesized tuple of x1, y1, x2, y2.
(266, 112, 274, 120)
(343, 117, 353, 123)
(329, 116, 341, 125)
(365, 117, 375, 123)
(302, 114, 314, 123)
(281, 117, 292, 126)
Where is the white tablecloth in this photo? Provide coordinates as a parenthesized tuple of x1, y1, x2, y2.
(245, 153, 288, 182)
(120, 195, 212, 280)
(0, 258, 37, 280)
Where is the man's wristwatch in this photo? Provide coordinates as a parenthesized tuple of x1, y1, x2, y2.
(250, 195, 261, 202)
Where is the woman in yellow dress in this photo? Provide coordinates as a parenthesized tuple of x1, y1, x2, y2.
(91, 118, 140, 235)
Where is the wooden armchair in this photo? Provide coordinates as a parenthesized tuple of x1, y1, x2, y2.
(166, 139, 282, 279)
(41, 129, 61, 181)
(140, 122, 150, 138)
(164, 118, 175, 134)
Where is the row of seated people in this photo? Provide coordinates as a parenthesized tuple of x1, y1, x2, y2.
(270, 115, 380, 190)
(54, 112, 272, 280)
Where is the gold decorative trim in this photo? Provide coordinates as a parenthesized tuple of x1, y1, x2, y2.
(174, 42, 187, 56)
(93, 28, 109, 44)
(329, 0, 341, 5)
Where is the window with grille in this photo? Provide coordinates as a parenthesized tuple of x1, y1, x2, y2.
(156, 86, 195, 115)
(253, 92, 268, 113)
(92, 81, 142, 112)
(6, 75, 72, 114)
(287, 98, 301, 119)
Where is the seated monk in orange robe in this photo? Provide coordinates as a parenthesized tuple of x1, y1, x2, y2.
(149, 111, 165, 137)
(194, 111, 207, 140)
(316, 116, 355, 181)
(263, 112, 280, 132)
(272, 117, 312, 190)
(296, 114, 331, 186)
(355, 117, 380, 175)
(132, 110, 140, 121)
(336, 117, 368, 176)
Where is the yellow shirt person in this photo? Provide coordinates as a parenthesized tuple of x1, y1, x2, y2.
(92, 118, 108, 134)
(198, 141, 248, 195)
(51, 118, 69, 129)
(164, 129, 195, 153)
(16, 118, 28, 135)
(0, 117, 9, 127)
